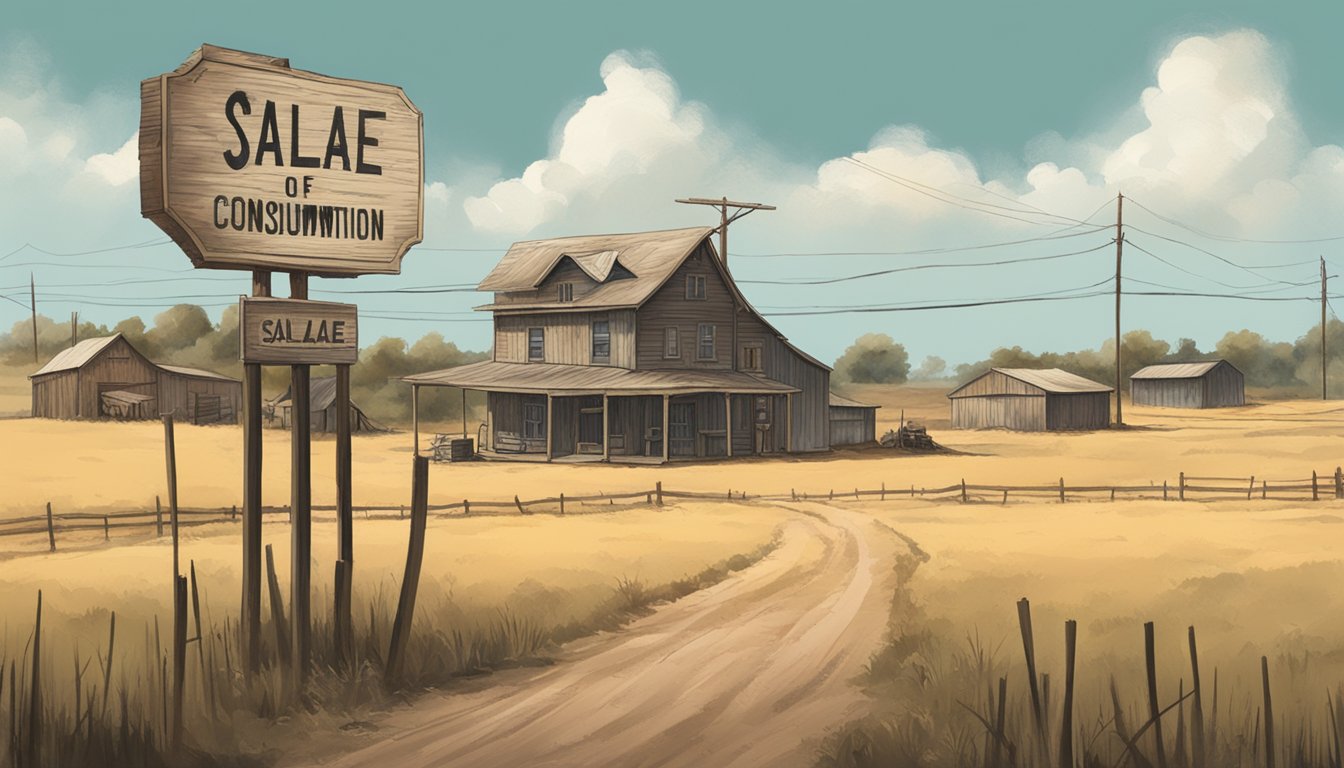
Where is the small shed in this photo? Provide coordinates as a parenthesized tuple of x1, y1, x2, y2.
(1130, 360, 1245, 409)
(30, 334, 241, 424)
(948, 368, 1112, 431)
(269, 376, 385, 433)
(828, 392, 880, 446)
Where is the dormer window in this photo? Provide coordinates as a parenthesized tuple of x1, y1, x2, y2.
(686, 275, 706, 300)
(557, 283, 574, 302)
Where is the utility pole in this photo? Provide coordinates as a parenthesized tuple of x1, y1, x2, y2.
(673, 197, 776, 270)
(29, 273, 38, 365)
(1322, 256, 1328, 400)
(1114, 193, 1124, 426)
(70, 312, 78, 349)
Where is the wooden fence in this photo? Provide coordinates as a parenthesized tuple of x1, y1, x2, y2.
(9, 467, 1343, 552)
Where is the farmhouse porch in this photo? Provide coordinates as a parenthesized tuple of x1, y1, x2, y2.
(403, 360, 799, 463)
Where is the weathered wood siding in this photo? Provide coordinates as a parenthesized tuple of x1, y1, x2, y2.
(1044, 392, 1111, 430)
(635, 244, 735, 370)
(486, 391, 548, 453)
(30, 372, 79, 419)
(78, 337, 159, 419)
(951, 395, 1047, 431)
(607, 395, 662, 456)
(735, 312, 830, 452)
(494, 310, 635, 368)
(829, 405, 877, 446)
(159, 373, 241, 424)
(950, 370, 1044, 398)
(1132, 363, 1245, 408)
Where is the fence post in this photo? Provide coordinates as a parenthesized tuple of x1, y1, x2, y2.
(103, 516, 109, 541)
(155, 496, 163, 537)
(1312, 471, 1319, 501)
(1059, 477, 1065, 503)
(1262, 480, 1267, 499)
(1179, 472, 1186, 501)
(656, 481, 663, 506)
(46, 502, 55, 552)
(386, 455, 430, 690)
(960, 479, 967, 504)
(1002, 490, 1008, 505)
(1163, 481, 1168, 501)
(514, 495, 526, 514)
(829, 488, 834, 500)
(463, 499, 470, 515)
(791, 488, 796, 501)
(1247, 476, 1255, 501)
(1336, 466, 1343, 499)
(880, 482, 885, 501)
(1110, 488, 1116, 502)
(559, 493, 565, 515)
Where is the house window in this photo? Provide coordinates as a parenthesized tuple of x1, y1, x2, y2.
(523, 400, 545, 439)
(742, 344, 763, 372)
(557, 283, 574, 302)
(685, 275, 706, 300)
(663, 327, 680, 359)
(697, 323, 716, 361)
(591, 319, 611, 362)
(528, 328, 544, 362)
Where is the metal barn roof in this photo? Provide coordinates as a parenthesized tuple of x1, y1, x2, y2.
(1130, 360, 1235, 380)
(160, 365, 236, 382)
(29, 335, 123, 376)
(829, 392, 881, 409)
(948, 367, 1115, 397)
(404, 360, 799, 396)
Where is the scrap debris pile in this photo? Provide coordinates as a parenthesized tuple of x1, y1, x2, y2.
(879, 421, 944, 452)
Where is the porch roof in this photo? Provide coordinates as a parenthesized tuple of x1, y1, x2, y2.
(403, 360, 800, 396)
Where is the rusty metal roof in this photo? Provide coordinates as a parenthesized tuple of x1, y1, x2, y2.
(403, 360, 799, 396)
(1130, 360, 1234, 380)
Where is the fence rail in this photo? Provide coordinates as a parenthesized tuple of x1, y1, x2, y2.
(9, 466, 1342, 552)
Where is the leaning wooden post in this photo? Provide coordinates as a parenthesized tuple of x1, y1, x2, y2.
(1312, 470, 1319, 501)
(264, 544, 291, 666)
(1261, 655, 1275, 768)
(386, 455, 430, 689)
(1059, 619, 1077, 768)
(1144, 621, 1169, 768)
(163, 414, 187, 756)
(1189, 626, 1206, 768)
(155, 495, 164, 537)
(26, 590, 42, 764)
(1017, 599, 1046, 750)
(1247, 475, 1255, 501)
(45, 501, 55, 552)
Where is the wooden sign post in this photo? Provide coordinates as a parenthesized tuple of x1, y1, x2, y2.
(140, 44, 422, 683)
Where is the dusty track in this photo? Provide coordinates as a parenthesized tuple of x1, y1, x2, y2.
(303, 502, 908, 768)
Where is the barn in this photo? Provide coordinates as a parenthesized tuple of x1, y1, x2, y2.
(828, 392, 880, 446)
(268, 376, 384, 433)
(29, 334, 241, 423)
(948, 368, 1112, 431)
(1130, 360, 1245, 409)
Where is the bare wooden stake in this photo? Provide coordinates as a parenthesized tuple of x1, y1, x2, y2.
(514, 495, 526, 514)
(1060, 619, 1077, 768)
(1179, 471, 1186, 501)
(1313, 470, 1320, 501)
(1017, 599, 1045, 746)
(386, 456, 430, 689)
(28, 590, 42, 765)
(961, 479, 968, 503)
(1059, 477, 1066, 503)
(656, 481, 663, 506)
(1189, 626, 1206, 768)
(156, 495, 164, 537)
(560, 493, 566, 515)
(46, 501, 55, 552)
(1247, 475, 1256, 501)
(1262, 656, 1275, 768)
(264, 544, 290, 666)
(1145, 621, 1169, 768)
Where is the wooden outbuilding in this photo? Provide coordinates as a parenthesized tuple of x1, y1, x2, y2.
(828, 392, 880, 446)
(403, 226, 832, 463)
(268, 376, 385, 432)
(1130, 360, 1245, 408)
(948, 368, 1112, 431)
(29, 334, 241, 423)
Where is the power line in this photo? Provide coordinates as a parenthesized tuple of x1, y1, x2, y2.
(1124, 224, 1318, 285)
(1126, 239, 1316, 290)
(755, 275, 1116, 310)
(738, 240, 1115, 286)
(0, 238, 172, 263)
(1127, 197, 1344, 244)
(763, 290, 1114, 317)
(733, 226, 1111, 259)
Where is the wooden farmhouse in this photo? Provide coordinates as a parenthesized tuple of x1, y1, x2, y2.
(267, 376, 384, 432)
(948, 367, 1112, 431)
(828, 393, 880, 446)
(1130, 360, 1245, 408)
(404, 226, 838, 462)
(30, 334, 241, 424)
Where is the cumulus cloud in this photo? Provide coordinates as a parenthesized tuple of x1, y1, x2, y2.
(84, 132, 138, 186)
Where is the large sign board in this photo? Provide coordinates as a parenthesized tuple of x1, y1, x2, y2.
(239, 297, 358, 365)
(140, 45, 423, 276)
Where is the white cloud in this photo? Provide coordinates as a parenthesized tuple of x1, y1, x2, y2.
(84, 132, 138, 186)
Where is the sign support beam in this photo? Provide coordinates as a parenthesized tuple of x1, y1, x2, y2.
(289, 272, 312, 685)
(241, 270, 269, 674)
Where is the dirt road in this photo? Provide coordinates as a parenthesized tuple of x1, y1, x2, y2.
(303, 502, 909, 768)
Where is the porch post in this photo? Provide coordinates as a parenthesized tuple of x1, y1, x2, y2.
(545, 394, 553, 461)
(460, 388, 467, 438)
(785, 392, 794, 453)
(661, 394, 670, 463)
(724, 393, 733, 458)
(602, 394, 610, 461)
(412, 384, 420, 457)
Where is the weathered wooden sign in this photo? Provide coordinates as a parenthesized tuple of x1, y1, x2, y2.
(140, 45, 423, 276)
(239, 297, 358, 365)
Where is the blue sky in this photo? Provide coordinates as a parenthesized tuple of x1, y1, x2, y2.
(4, 1, 1344, 368)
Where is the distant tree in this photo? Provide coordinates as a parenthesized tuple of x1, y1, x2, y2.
(1216, 329, 1297, 388)
(910, 355, 947, 380)
(146, 304, 213, 353)
(1172, 337, 1203, 360)
(833, 333, 910, 384)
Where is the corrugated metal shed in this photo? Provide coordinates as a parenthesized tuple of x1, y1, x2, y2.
(405, 360, 798, 396)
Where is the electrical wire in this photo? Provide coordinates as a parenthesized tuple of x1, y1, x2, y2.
(1124, 224, 1319, 285)
(733, 225, 1111, 259)
(1126, 239, 1316, 290)
(1127, 197, 1344, 244)
(755, 276, 1115, 310)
